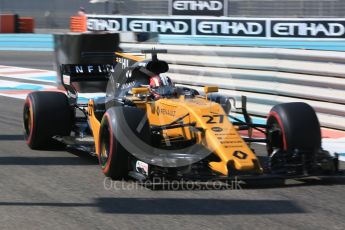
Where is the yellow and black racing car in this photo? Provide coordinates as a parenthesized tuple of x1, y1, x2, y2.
(23, 50, 340, 181)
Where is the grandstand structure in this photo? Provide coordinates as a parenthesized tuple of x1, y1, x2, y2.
(0, 0, 344, 28)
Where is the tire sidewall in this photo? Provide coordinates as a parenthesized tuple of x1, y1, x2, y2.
(99, 112, 117, 176)
(266, 102, 321, 154)
(23, 91, 72, 149)
(23, 96, 35, 147)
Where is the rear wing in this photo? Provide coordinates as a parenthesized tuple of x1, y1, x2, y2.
(60, 64, 115, 104)
(59, 51, 152, 104)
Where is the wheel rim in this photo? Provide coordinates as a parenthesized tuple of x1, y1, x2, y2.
(100, 126, 110, 168)
(23, 103, 32, 139)
(266, 116, 283, 155)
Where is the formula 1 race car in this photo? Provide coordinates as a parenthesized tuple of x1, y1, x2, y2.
(23, 50, 340, 181)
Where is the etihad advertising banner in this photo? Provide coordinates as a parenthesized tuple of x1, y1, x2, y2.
(126, 17, 193, 35)
(195, 19, 266, 37)
(169, 0, 227, 16)
(86, 15, 345, 39)
(87, 15, 193, 35)
(270, 20, 345, 38)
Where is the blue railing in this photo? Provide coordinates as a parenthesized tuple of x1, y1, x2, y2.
(159, 35, 345, 51)
(0, 34, 53, 51)
(1, 34, 345, 52)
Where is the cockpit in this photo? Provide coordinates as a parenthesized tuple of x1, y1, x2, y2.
(107, 49, 199, 100)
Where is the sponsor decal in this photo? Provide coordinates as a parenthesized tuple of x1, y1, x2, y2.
(203, 114, 224, 124)
(233, 151, 248, 160)
(220, 140, 242, 144)
(127, 18, 192, 35)
(211, 126, 223, 132)
(226, 145, 243, 148)
(87, 17, 122, 32)
(117, 81, 136, 90)
(156, 106, 176, 117)
(271, 20, 345, 38)
(214, 132, 235, 136)
(170, 0, 226, 16)
(72, 64, 115, 75)
(62, 75, 70, 85)
(67, 91, 77, 99)
(135, 160, 149, 176)
(196, 19, 266, 37)
(86, 15, 345, 39)
(125, 70, 132, 79)
(115, 57, 130, 69)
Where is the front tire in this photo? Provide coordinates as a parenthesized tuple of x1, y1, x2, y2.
(266, 102, 321, 155)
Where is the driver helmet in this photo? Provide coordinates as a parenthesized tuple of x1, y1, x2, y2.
(149, 75, 175, 98)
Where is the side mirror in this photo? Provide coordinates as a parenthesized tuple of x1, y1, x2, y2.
(131, 87, 149, 95)
(204, 86, 219, 94)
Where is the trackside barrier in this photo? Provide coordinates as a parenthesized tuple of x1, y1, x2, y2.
(0, 14, 17, 33)
(18, 17, 35, 33)
(120, 43, 345, 130)
(0, 14, 35, 33)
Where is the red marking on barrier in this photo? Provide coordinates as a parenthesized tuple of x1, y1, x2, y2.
(0, 88, 61, 95)
(322, 128, 345, 139)
(0, 90, 34, 94)
(0, 70, 48, 75)
(239, 128, 345, 140)
(239, 129, 265, 139)
(42, 89, 65, 93)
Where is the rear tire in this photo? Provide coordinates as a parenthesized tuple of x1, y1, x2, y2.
(98, 107, 151, 180)
(23, 91, 72, 149)
(266, 102, 321, 155)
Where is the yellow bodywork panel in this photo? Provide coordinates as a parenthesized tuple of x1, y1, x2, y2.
(131, 87, 150, 94)
(87, 99, 101, 155)
(145, 96, 263, 176)
(115, 52, 144, 62)
(204, 86, 219, 94)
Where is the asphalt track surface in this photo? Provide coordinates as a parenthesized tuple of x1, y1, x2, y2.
(0, 51, 345, 230)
